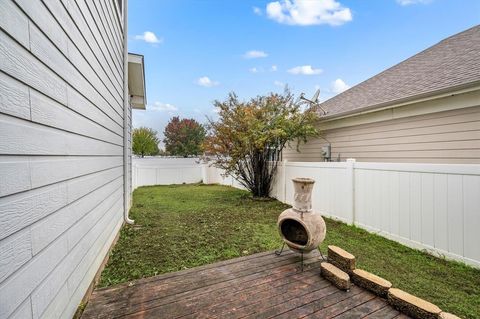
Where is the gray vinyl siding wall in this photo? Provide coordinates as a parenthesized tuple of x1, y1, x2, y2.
(283, 105, 480, 164)
(0, 1, 126, 318)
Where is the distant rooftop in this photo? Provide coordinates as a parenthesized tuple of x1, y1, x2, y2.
(318, 24, 480, 118)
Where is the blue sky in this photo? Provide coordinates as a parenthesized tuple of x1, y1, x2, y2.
(128, 0, 480, 147)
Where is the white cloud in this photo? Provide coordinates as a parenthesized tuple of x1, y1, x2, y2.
(196, 76, 219, 87)
(243, 50, 268, 59)
(150, 101, 178, 112)
(253, 6, 262, 15)
(266, 0, 352, 26)
(331, 78, 350, 94)
(274, 80, 285, 87)
(249, 67, 259, 73)
(271, 65, 278, 71)
(134, 31, 163, 44)
(287, 65, 323, 75)
(396, 0, 432, 5)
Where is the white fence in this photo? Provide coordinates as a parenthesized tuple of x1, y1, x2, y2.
(132, 158, 203, 188)
(132, 157, 480, 268)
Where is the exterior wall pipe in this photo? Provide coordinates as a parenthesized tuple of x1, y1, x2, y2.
(123, 0, 134, 224)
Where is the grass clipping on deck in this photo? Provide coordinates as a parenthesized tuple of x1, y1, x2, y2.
(99, 184, 480, 319)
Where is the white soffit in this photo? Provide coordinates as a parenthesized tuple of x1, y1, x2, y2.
(128, 53, 146, 110)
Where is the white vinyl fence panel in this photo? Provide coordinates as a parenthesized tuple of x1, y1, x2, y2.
(132, 157, 480, 268)
(352, 162, 480, 268)
(132, 158, 203, 189)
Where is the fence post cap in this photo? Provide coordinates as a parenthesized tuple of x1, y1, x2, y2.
(346, 158, 356, 163)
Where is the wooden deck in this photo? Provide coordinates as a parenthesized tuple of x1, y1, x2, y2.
(82, 250, 409, 319)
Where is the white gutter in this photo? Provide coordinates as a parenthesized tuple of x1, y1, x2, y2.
(123, 0, 134, 224)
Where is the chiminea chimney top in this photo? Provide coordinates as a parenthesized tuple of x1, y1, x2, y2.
(292, 178, 315, 213)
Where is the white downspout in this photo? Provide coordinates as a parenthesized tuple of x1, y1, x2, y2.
(123, 0, 134, 224)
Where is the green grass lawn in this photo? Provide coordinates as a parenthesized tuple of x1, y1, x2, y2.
(99, 184, 480, 318)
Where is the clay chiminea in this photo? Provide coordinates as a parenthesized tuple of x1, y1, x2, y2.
(277, 178, 326, 253)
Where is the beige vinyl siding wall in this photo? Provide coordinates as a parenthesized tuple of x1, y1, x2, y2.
(283, 104, 480, 164)
(0, 1, 125, 318)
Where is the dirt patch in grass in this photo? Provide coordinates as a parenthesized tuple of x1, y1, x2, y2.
(99, 184, 480, 318)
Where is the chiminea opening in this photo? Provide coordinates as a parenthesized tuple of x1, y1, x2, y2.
(280, 219, 308, 246)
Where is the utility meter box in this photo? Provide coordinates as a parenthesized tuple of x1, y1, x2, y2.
(321, 144, 331, 161)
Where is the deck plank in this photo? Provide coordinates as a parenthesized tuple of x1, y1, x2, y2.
(364, 305, 401, 319)
(81, 250, 409, 319)
(210, 278, 333, 319)
(332, 297, 389, 318)
(305, 291, 377, 318)
(272, 286, 363, 319)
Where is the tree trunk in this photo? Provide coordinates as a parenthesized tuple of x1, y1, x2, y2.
(241, 148, 278, 198)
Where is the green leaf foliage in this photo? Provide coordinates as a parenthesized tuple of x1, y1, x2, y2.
(132, 127, 160, 158)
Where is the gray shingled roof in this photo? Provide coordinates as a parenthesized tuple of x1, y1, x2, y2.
(318, 25, 480, 118)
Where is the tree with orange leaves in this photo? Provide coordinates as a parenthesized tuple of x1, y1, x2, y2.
(164, 117, 206, 157)
(204, 90, 319, 197)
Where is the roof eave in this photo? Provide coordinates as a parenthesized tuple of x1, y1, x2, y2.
(317, 81, 480, 122)
(128, 53, 147, 110)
